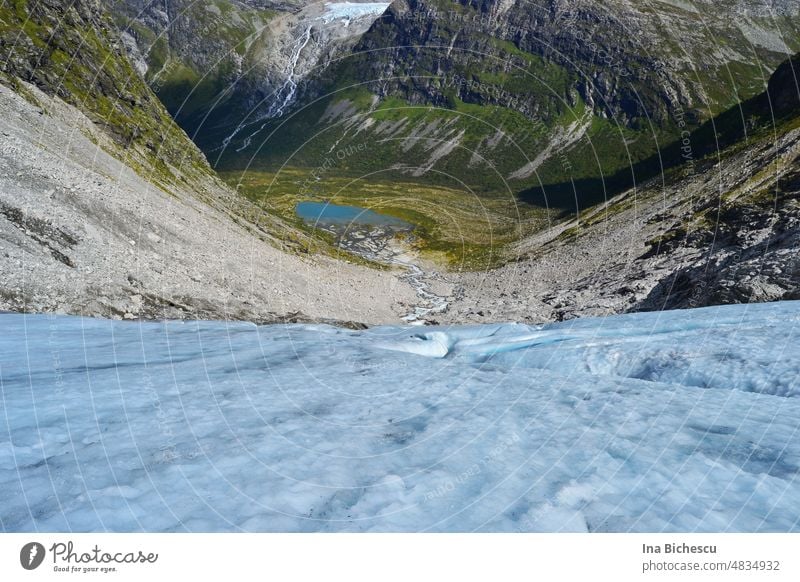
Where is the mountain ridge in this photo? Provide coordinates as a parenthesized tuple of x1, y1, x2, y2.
(0, 0, 215, 188)
(0, 0, 797, 326)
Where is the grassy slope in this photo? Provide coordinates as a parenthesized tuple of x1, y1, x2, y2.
(562, 52, 800, 245)
(45, 0, 790, 272)
(219, 51, 799, 270)
(0, 0, 216, 189)
(223, 168, 551, 269)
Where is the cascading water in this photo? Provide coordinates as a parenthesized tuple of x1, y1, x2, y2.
(226, 24, 314, 153)
(269, 25, 313, 118)
(220, 2, 391, 151)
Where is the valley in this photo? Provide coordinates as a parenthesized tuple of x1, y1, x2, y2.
(227, 167, 548, 268)
(1, 0, 798, 327)
(1, 0, 800, 539)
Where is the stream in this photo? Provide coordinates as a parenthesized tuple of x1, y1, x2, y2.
(297, 202, 453, 324)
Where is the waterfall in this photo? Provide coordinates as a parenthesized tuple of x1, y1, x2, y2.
(268, 24, 313, 118)
(220, 24, 313, 152)
(220, 2, 391, 150)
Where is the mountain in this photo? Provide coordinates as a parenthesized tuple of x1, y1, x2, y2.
(435, 52, 800, 323)
(2, 0, 800, 540)
(105, 0, 277, 129)
(0, 0, 797, 326)
(0, 0, 213, 185)
(0, 0, 411, 324)
(107, 0, 392, 137)
(211, 0, 800, 205)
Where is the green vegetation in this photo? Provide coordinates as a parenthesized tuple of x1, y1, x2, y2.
(222, 168, 550, 269)
(6, 0, 791, 273)
(213, 81, 674, 221)
(186, 0, 799, 258)
(209, 14, 694, 216)
(210, 39, 799, 267)
(0, 0, 215, 189)
(112, 0, 277, 132)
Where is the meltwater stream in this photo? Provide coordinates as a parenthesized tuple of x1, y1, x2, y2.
(296, 201, 451, 323)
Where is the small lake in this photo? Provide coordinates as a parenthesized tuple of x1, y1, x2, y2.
(296, 201, 413, 229)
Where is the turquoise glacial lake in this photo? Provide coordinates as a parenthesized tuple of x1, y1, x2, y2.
(296, 201, 413, 229)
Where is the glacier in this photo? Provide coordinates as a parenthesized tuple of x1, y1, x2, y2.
(320, 2, 392, 25)
(1, 301, 799, 532)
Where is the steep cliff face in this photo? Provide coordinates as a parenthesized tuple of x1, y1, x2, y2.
(106, 0, 275, 128)
(632, 51, 800, 312)
(215, 1, 392, 149)
(350, 0, 800, 124)
(214, 0, 800, 204)
(1, 0, 796, 325)
(435, 51, 800, 323)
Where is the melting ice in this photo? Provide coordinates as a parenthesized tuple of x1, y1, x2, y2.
(321, 2, 392, 24)
(1, 302, 799, 532)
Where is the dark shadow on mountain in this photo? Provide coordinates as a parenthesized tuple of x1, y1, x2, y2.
(519, 52, 800, 214)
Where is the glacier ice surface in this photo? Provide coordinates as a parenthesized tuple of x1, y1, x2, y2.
(320, 2, 391, 24)
(1, 301, 799, 532)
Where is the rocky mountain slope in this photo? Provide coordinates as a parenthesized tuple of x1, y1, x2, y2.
(106, 0, 276, 128)
(0, 0, 414, 323)
(0, 0, 796, 327)
(436, 52, 800, 323)
(0, 0, 214, 186)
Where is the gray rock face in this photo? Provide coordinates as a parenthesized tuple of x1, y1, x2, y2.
(348, 0, 800, 126)
(638, 167, 800, 312)
(437, 113, 800, 323)
(1, 0, 797, 327)
(107, 0, 391, 135)
(0, 0, 416, 325)
(0, 0, 213, 182)
(0, 80, 415, 324)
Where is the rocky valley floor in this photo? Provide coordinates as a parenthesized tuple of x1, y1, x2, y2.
(302, 118, 800, 327)
(439, 120, 800, 324)
(0, 80, 417, 326)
